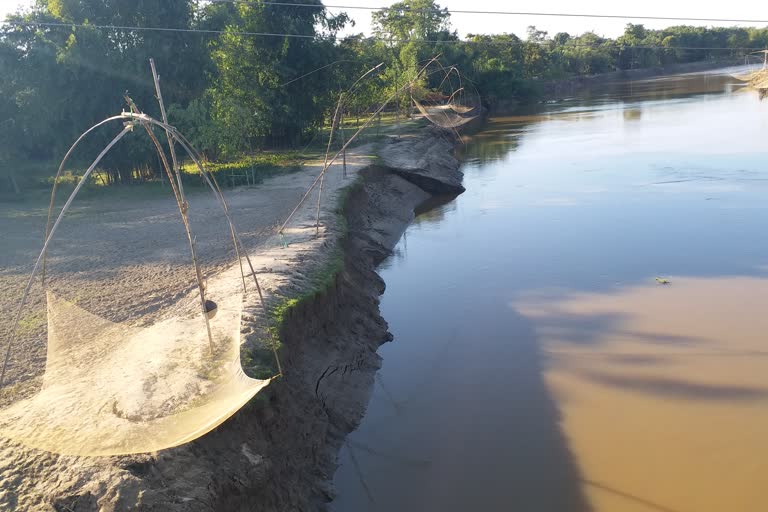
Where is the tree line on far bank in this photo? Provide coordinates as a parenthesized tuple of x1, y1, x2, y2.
(2, 0, 767, 191)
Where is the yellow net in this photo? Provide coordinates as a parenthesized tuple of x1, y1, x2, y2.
(413, 101, 479, 129)
(732, 68, 768, 89)
(0, 291, 270, 456)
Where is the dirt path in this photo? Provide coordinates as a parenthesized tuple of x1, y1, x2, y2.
(0, 152, 371, 398)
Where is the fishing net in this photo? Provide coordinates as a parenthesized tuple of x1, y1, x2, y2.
(413, 100, 480, 129)
(732, 52, 768, 90)
(0, 96, 277, 455)
(0, 56, 472, 457)
(410, 64, 481, 131)
(0, 291, 269, 456)
(733, 68, 768, 85)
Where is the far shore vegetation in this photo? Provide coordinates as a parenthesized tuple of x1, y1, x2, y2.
(2, 0, 766, 196)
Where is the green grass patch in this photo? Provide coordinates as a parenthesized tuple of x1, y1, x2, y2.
(244, 178, 363, 377)
(180, 151, 311, 188)
(17, 311, 45, 336)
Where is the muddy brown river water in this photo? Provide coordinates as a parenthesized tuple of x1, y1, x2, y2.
(331, 67, 768, 511)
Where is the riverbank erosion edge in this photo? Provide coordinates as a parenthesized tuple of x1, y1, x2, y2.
(0, 127, 464, 511)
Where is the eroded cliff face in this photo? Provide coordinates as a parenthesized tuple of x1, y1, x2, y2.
(0, 129, 463, 512)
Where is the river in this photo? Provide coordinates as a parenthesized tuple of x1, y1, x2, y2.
(331, 67, 768, 512)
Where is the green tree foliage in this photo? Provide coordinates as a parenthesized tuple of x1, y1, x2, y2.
(2, 0, 768, 191)
(205, 1, 350, 158)
(371, 0, 450, 41)
(0, 0, 207, 184)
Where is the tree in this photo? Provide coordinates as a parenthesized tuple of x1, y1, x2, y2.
(208, 1, 350, 156)
(0, 0, 207, 183)
(372, 0, 450, 41)
(523, 26, 550, 78)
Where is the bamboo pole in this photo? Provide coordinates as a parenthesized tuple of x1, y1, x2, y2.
(138, 114, 214, 354)
(153, 60, 247, 296)
(1, 125, 133, 388)
(341, 120, 347, 180)
(42, 115, 127, 285)
(313, 64, 383, 237)
(142, 65, 216, 354)
(315, 94, 344, 237)
(279, 58, 441, 236)
(150, 59, 184, 199)
(170, 131, 283, 376)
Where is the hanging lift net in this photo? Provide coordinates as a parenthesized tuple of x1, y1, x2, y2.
(731, 52, 768, 91)
(0, 57, 476, 457)
(733, 68, 768, 87)
(0, 292, 269, 456)
(410, 64, 481, 130)
(412, 100, 480, 129)
(0, 103, 275, 456)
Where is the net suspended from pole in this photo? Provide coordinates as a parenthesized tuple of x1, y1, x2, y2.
(278, 57, 480, 238)
(0, 291, 269, 456)
(410, 64, 481, 130)
(412, 100, 480, 129)
(731, 50, 768, 89)
(0, 62, 279, 456)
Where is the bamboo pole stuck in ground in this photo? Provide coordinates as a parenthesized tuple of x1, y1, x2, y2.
(341, 119, 348, 180)
(149, 60, 248, 295)
(313, 64, 384, 237)
(280, 57, 441, 237)
(137, 105, 215, 355)
(315, 93, 344, 237)
(171, 131, 283, 376)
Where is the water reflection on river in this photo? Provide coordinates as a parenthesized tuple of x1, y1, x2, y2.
(332, 68, 768, 512)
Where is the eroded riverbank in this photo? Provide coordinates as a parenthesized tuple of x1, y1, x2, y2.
(0, 128, 463, 510)
(331, 67, 768, 512)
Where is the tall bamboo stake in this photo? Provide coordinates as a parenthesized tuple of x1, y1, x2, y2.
(279, 57, 441, 236)
(136, 110, 214, 354)
(170, 131, 283, 376)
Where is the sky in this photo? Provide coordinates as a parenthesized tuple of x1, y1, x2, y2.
(2, 0, 768, 40)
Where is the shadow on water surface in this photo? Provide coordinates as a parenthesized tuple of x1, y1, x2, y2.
(335, 68, 768, 512)
(577, 371, 768, 401)
(333, 298, 593, 512)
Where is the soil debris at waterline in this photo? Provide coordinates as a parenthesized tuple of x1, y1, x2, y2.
(0, 127, 463, 511)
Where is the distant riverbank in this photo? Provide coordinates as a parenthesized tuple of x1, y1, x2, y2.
(490, 59, 742, 113)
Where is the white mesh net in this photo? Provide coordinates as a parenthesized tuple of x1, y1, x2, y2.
(732, 67, 768, 88)
(0, 290, 270, 456)
(413, 101, 480, 129)
(411, 65, 481, 130)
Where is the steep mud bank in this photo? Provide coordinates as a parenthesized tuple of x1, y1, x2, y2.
(0, 128, 463, 511)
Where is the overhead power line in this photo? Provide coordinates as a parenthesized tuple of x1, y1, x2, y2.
(1, 20, 766, 51)
(213, 1, 768, 25)
(279, 59, 353, 86)
(1, 20, 318, 38)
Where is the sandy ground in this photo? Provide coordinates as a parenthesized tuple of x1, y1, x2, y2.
(0, 128, 462, 510)
(0, 150, 373, 400)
